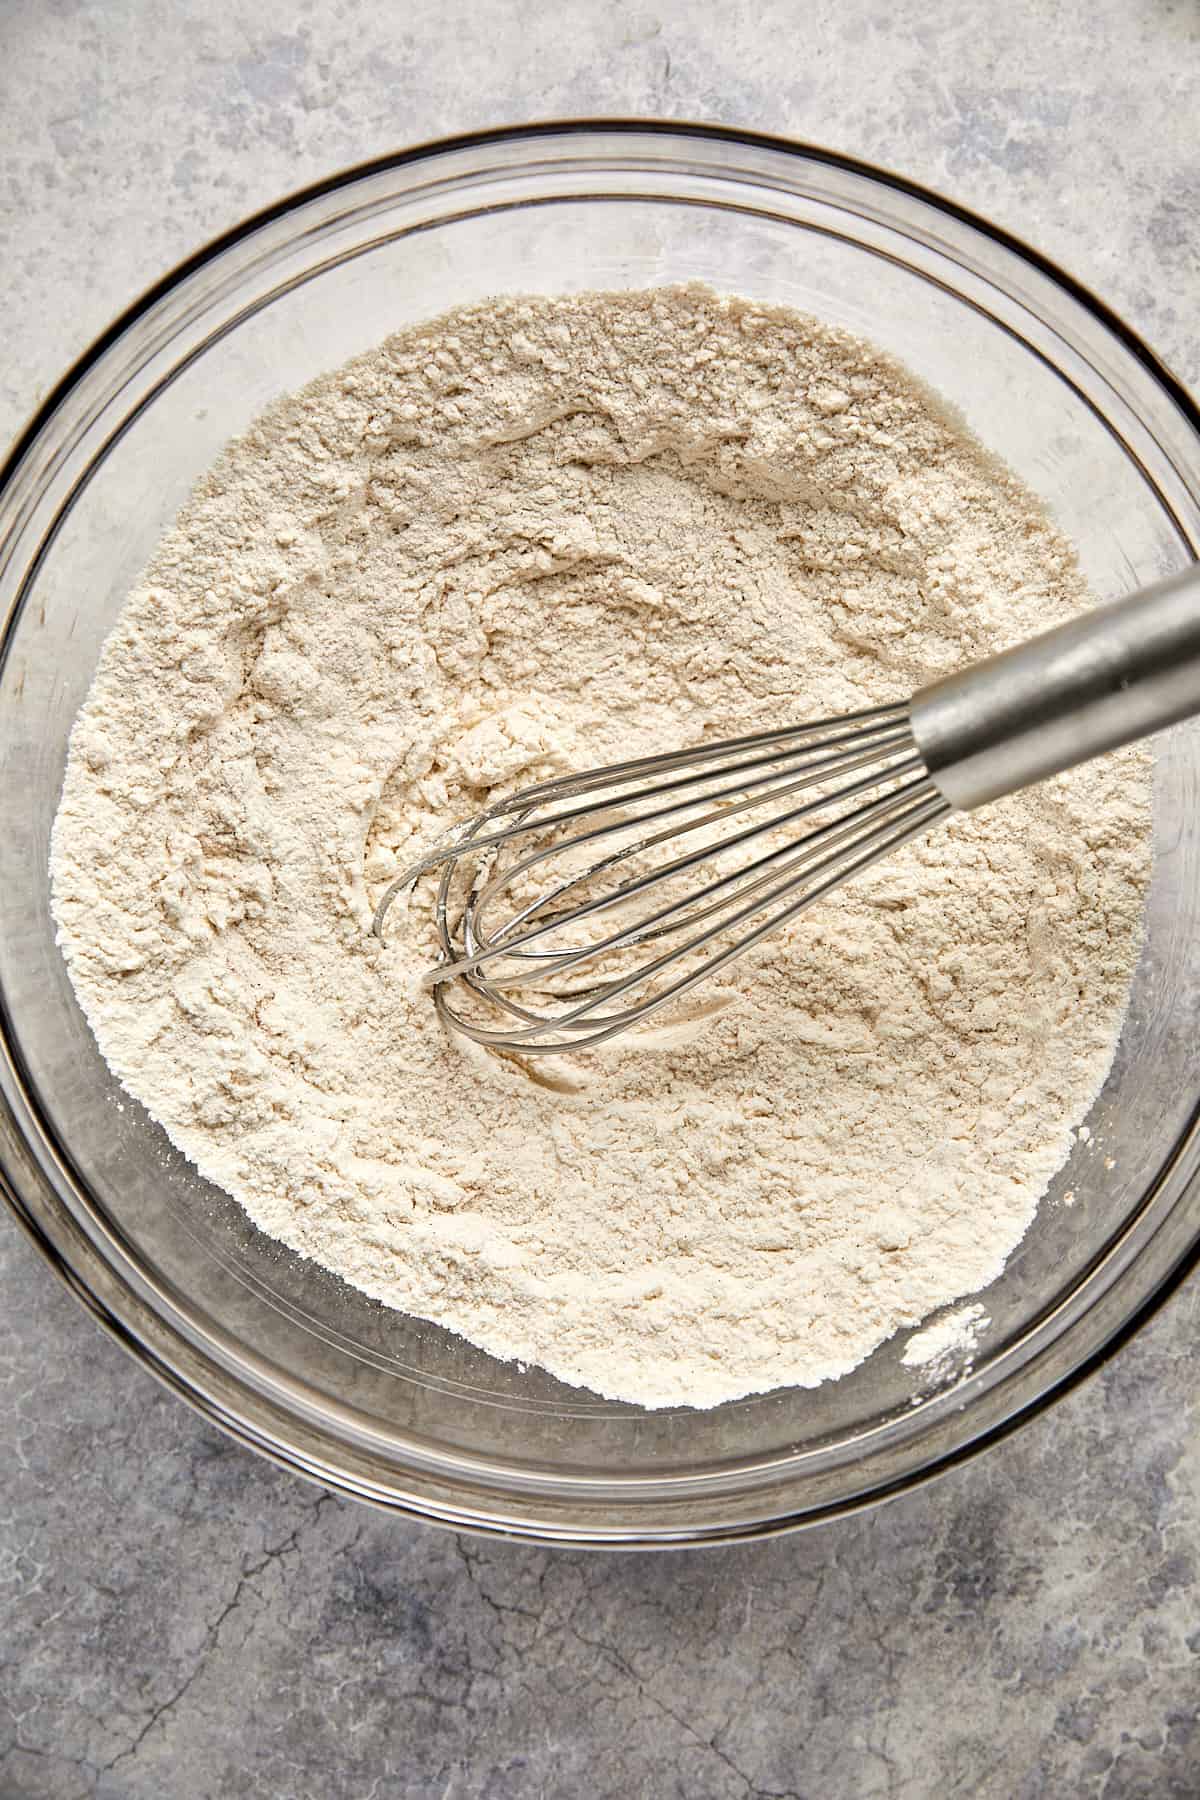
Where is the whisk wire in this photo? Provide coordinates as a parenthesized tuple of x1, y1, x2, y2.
(432, 780, 949, 1051)
(453, 778, 942, 1025)
(371, 702, 913, 925)
(434, 752, 928, 991)
(371, 700, 953, 1053)
(461, 735, 920, 958)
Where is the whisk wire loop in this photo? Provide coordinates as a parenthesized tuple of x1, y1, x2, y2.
(373, 701, 949, 1053)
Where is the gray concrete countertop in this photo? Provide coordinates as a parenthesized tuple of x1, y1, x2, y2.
(3, 3, 1199, 1795)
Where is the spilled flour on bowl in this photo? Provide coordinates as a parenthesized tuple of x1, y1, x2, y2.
(50, 286, 1151, 1408)
(900, 1303, 990, 1371)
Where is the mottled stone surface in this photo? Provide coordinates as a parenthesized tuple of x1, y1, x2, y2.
(2, 2, 1199, 1795)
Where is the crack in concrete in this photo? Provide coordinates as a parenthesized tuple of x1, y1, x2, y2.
(566, 1617, 803, 1800)
(453, 1536, 542, 1630)
(2, 1734, 96, 1800)
(98, 1490, 334, 1779)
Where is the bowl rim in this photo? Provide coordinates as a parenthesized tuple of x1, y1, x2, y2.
(5, 117, 1199, 500)
(4, 117, 1200, 1547)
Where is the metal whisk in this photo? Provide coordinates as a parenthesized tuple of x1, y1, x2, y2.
(374, 569, 1200, 1055)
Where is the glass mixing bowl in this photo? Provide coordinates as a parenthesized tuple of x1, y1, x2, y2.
(3, 124, 1199, 1546)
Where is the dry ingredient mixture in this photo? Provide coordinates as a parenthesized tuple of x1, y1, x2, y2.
(50, 286, 1151, 1408)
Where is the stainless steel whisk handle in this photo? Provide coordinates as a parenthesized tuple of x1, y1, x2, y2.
(910, 565, 1200, 812)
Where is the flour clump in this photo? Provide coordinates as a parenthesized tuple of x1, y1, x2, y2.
(50, 287, 1150, 1407)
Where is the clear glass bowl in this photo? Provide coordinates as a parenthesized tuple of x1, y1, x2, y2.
(2, 124, 1199, 1547)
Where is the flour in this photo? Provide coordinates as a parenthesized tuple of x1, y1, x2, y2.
(50, 286, 1151, 1409)
(900, 1304, 990, 1371)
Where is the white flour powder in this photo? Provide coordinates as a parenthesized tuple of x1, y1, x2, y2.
(50, 286, 1150, 1408)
